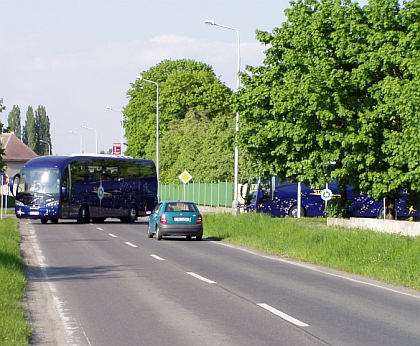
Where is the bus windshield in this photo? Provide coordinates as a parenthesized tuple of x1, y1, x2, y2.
(19, 168, 61, 195)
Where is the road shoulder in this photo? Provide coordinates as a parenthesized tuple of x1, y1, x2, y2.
(20, 220, 68, 346)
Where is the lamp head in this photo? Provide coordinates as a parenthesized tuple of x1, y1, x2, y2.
(106, 106, 112, 110)
(205, 19, 215, 26)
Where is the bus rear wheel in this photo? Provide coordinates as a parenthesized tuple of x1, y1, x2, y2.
(77, 206, 89, 223)
(128, 205, 137, 223)
(121, 205, 137, 223)
(41, 219, 48, 224)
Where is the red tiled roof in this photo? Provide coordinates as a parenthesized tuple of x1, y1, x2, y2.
(1, 133, 38, 162)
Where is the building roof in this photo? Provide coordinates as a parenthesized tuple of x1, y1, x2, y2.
(0, 133, 38, 162)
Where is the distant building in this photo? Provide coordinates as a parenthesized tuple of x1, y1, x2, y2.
(0, 133, 38, 178)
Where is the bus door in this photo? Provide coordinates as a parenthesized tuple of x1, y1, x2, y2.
(60, 166, 71, 218)
(256, 177, 276, 215)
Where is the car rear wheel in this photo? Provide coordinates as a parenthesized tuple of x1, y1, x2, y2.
(147, 224, 153, 238)
(156, 226, 162, 240)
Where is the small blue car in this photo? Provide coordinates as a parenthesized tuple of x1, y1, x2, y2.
(148, 201, 203, 241)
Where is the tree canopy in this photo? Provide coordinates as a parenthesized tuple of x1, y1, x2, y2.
(234, 0, 420, 216)
(124, 59, 252, 184)
(22, 105, 52, 155)
(7, 105, 22, 139)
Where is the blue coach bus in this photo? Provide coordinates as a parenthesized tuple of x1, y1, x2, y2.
(241, 177, 420, 219)
(10, 154, 158, 224)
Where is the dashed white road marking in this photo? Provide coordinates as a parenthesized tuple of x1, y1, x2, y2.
(125, 242, 137, 248)
(97, 227, 104, 231)
(150, 254, 165, 260)
(187, 272, 217, 284)
(257, 303, 309, 327)
(109, 233, 117, 238)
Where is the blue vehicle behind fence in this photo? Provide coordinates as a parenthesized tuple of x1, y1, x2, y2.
(240, 177, 420, 219)
(10, 154, 158, 224)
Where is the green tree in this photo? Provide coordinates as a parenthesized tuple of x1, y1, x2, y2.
(22, 106, 36, 150)
(125, 59, 240, 184)
(235, 0, 420, 218)
(35, 105, 52, 155)
(159, 110, 236, 183)
(22, 105, 51, 155)
(7, 105, 22, 139)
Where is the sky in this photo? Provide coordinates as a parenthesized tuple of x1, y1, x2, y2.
(1, 0, 367, 156)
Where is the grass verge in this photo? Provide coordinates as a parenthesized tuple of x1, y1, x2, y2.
(203, 213, 420, 291)
(0, 218, 31, 345)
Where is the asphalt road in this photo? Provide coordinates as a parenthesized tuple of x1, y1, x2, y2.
(20, 218, 420, 345)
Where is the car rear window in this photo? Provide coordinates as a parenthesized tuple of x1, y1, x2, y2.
(165, 202, 197, 212)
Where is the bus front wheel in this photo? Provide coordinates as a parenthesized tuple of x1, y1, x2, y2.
(288, 205, 306, 218)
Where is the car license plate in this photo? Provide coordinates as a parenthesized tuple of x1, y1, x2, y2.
(174, 217, 190, 222)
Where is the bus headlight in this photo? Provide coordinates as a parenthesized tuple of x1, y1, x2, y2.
(15, 200, 24, 206)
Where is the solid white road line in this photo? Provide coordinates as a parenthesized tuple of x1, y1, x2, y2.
(186, 272, 217, 284)
(257, 303, 308, 327)
(150, 254, 165, 261)
(125, 242, 137, 248)
(212, 241, 420, 300)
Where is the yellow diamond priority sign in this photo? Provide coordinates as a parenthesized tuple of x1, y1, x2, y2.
(179, 170, 192, 184)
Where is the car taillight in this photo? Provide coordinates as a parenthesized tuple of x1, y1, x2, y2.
(196, 215, 202, 224)
(160, 214, 167, 224)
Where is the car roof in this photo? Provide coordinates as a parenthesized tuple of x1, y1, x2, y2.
(162, 200, 196, 204)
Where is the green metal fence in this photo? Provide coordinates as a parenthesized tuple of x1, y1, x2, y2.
(159, 181, 233, 207)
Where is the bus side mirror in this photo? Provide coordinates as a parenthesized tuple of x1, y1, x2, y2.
(61, 187, 67, 196)
(9, 174, 20, 197)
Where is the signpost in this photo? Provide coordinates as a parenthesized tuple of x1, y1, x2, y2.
(178, 170, 192, 200)
(321, 188, 333, 201)
(112, 142, 121, 155)
(321, 187, 333, 216)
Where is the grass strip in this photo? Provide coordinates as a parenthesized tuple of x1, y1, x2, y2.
(203, 213, 420, 291)
(0, 218, 31, 345)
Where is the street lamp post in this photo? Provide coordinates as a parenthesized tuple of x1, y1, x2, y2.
(69, 131, 83, 153)
(205, 19, 241, 215)
(39, 139, 51, 155)
(106, 106, 124, 156)
(82, 126, 98, 154)
(136, 76, 159, 201)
